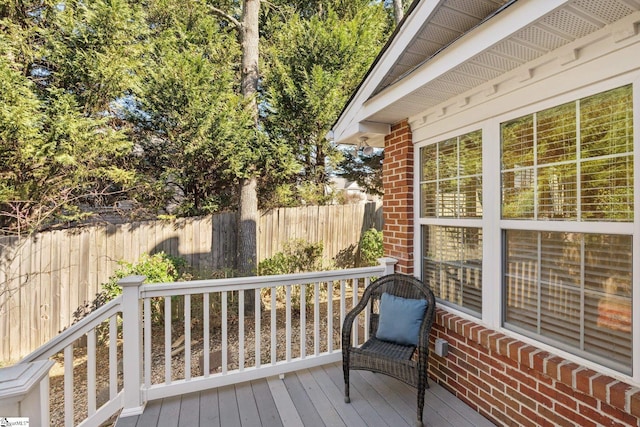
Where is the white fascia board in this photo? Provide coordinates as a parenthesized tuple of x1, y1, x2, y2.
(332, 0, 443, 143)
(362, 0, 572, 120)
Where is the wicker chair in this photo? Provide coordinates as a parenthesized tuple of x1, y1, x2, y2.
(342, 273, 436, 427)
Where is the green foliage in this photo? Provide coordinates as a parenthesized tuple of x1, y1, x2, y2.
(258, 239, 325, 275)
(101, 252, 186, 299)
(262, 4, 391, 204)
(337, 148, 384, 197)
(258, 239, 328, 308)
(359, 228, 383, 266)
(71, 251, 186, 331)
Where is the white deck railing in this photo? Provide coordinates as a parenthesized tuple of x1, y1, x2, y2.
(15, 258, 396, 426)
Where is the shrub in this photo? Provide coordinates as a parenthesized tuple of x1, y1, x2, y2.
(359, 228, 383, 266)
(72, 252, 186, 327)
(258, 239, 327, 308)
(258, 239, 325, 275)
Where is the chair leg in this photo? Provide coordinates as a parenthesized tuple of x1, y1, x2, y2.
(416, 382, 426, 427)
(343, 364, 351, 403)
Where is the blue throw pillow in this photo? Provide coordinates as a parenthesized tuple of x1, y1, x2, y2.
(376, 292, 427, 346)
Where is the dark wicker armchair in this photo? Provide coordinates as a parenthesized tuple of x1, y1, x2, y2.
(342, 273, 436, 427)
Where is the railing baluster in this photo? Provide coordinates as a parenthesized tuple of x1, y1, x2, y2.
(286, 285, 291, 362)
(364, 277, 370, 341)
(109, 315, 118, 399)
(64, 344, 73, 427)
(340, 279, 346, 347)
(327, 281, 333, 352)
(203, 293, 210, 377)
(314, 282, 320, 356)
(255, 290, 261, 369)
(185, 294, 191, 380)
(352, 279, 359, 346)
(222, 291, 228, 374)
(144, 299, 151, 389)
(271, 287, 276, 365)
(239, 291, 245, 371)
(300, 285, 306, 359)
(87, 329, 96, 415)
(165, 296, 172, 384)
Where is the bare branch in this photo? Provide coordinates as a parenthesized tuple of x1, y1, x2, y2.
(208, 5, 241, 30)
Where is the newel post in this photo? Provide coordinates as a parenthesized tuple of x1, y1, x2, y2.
(119, 275, 146, 417)
(379, 257, 398, 276)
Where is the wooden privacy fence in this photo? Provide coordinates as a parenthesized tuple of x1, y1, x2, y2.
(0, 202, 381, 363)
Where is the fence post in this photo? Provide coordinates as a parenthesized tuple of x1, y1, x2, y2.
(379, 257, 398, 276)
(119, 275, 146, 418)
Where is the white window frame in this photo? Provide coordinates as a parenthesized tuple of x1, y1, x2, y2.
(413, 74, 640, 384)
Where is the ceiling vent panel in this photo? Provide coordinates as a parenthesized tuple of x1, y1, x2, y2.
(431, 7, 481, 32)
(471, 51, 523, 72)
(439, 68, 485, 89)
(445, 0, 511, 20)
(492, 39, 547, 62)
(512, 25, 570, 51)
(409, 37, 445, 57)
(540, 8, 601, 39)
(455, 61, 503, 81)
(572, 0, 635, 23)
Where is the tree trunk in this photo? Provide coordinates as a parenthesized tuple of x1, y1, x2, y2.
(393, 0, 404, 24)
(237, 0, 260, 310)
(237, 176, 258, 276)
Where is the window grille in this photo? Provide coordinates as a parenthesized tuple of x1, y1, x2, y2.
(501, 85, 633, 373)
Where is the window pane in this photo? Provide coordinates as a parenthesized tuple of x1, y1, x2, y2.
(502, 115, 534, 170)
(421, 144, 437, 181)
(537, 102, 576, 165)
(537, 164, 577, 219)
(500, 84, 633, 222)
(505, 230, 538, 330)
(502, 169, 535, 219)
(420, 182, 436, 217)
(581, 85, 633, 158)
(423, 225, 482, 316)
(504, 230, 632, 373)
(581, 156, 633, 221)
(439, 138, 458, 179)
(420, 130, 482, 218)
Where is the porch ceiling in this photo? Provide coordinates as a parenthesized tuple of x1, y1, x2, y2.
(368, 0, 640, 125)
(335, 0, 640, 146)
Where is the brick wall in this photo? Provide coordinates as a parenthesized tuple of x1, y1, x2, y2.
(430, 308, 640, 427)
(383, 120, 414, 274)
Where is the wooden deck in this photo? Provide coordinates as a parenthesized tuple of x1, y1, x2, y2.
(115, 362, 494, 427)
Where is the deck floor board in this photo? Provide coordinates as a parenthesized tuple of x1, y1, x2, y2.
(115, 362, 495, 427)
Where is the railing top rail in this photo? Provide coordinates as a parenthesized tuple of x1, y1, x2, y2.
(139, 264, 388, 299)
(20, 295, 123, 363)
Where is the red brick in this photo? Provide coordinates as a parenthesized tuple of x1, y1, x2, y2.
(574, 368, 598, 395)
(630, 390, 640, 418)
(506, 386, 537, 410)
(538, 405, 576, 427)
(609, 381, 632, 409)
(554, 382, 578, 410)
(532, 351, 551, 372)
(519, 384, 555, 407)
(579, 403, 626, 427)
(600, 400, 639, 425)
(559, 361, 581, 386)
(543, 356, 565, 381)
(554, 403, 596, 427)
(506, 405, 538, 427)
(519, 345, 539, 368)
(479, 389, 506, 412)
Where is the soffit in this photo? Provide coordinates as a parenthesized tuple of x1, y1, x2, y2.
(372, 0, 512, 97)
(366, 0, 640, 125)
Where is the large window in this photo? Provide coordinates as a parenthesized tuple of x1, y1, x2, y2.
(501, 85, 633, 373)
(420, 130, 482, 315)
